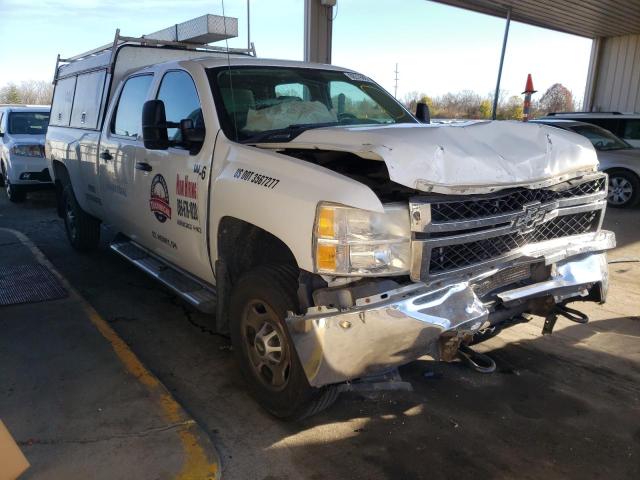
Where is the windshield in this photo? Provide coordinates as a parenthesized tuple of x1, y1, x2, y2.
(8, 112, 50, 135)
(207, 66, 416, 142)
(569, 124, 631, 151)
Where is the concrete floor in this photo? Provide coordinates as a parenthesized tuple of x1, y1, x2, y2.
(1, 188, 638, 480)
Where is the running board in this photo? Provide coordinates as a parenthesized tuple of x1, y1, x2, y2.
(110, 239, 217, 313)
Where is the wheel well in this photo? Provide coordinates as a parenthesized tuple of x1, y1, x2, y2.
(217, 217, 298, 284)
(605, 167, 640, 179)
(52, 160, 71, 218)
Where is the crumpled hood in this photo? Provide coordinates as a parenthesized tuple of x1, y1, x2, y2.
(271, 121, 599, 194)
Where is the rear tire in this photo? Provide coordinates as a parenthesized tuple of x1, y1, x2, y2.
(607, 169, 640, 208)
(229, 264, 338, 420)
(62, 184, 101, 251)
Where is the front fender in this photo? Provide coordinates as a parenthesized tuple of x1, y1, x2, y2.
(210, 138, 384, 272)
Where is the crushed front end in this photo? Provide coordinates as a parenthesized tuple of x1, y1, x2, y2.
(288, 173, 615, 387)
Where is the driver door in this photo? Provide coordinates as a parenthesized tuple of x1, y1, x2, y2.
(135, 69, 213, 282)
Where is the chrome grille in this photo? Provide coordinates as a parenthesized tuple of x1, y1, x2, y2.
(410, 173, 607, 281)
(428, 211, 600, 274)
(430, 177, 605, 222)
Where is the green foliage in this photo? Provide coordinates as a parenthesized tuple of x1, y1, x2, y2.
(479, 100, 492, 119)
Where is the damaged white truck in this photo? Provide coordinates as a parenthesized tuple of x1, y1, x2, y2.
(47, 17, 615, 419)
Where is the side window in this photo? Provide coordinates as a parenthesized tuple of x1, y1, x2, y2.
(50, 76, 77, 127)
(111, 75, 153, 138)
(622, 120, 640, 140)
(157, 70, 203, 146)
(275, 82, 310, 101)
(70, 69, 106, 129)
(588, 119, 620, 136)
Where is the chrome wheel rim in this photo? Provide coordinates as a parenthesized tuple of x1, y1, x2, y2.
(608, 176, 633, 205)
(65, 195, 77, 239)
(241, 299, 291, 391)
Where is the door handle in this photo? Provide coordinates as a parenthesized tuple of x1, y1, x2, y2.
(135, 162, 153, 172)
(100, 150, 113, 161)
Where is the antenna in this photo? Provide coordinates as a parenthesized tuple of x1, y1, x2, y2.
(394, 63, 399, 99)
(247, 0, 251, 51)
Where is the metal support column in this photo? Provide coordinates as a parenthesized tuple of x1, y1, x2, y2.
(304, 0, 334, 64)
(492, 7, 511, 120)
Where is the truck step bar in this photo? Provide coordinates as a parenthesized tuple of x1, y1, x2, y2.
(110, 238, 217, 314)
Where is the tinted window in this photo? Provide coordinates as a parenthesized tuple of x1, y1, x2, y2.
(623, 120, 640, 140)
(585, 119, 621, 136)
(8, 112, 50, 135)
(112, 75, 153, 138)
(157, 70, 203, 144)
(569, 124, 631, 151)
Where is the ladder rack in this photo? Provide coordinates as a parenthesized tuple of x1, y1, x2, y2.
(53, 27, 256, 83)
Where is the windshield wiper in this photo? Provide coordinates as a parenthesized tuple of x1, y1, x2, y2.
(242, 122, 340, 144)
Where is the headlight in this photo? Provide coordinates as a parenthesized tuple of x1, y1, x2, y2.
(11, 145, 44, 157)
(314, 202, 411, 276)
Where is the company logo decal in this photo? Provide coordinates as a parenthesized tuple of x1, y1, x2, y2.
(150, 174, 171, 223)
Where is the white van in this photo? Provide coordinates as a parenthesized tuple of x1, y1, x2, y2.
(0, 105, 52, 202)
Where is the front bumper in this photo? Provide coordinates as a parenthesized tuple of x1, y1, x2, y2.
(6, 155, 51, 185)
(287, 230, 615, 387)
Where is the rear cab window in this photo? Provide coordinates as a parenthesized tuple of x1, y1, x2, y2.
(111, 75, 154, 138)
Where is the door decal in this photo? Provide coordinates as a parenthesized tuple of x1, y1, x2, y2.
(149, 174, 171, 223)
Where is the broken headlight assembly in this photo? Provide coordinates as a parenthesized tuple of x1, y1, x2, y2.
(314, 202, 411, 276)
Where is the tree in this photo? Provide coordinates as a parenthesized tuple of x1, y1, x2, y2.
(538, 83, 574, 114)
(0, 81, 53, 105)
(479, 99, 492, 119)
(497, 95, 524, 120)
(0, 83, 21, 104)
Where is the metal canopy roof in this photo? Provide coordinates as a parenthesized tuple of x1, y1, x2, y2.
(430, 0, 640, 38)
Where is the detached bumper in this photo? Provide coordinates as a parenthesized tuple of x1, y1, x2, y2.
(287, 230, 615, 387)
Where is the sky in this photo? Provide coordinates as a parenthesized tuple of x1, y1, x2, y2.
(0, 0, 593, 103)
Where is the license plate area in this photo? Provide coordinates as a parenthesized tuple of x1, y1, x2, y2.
(473, 263, 532, 298)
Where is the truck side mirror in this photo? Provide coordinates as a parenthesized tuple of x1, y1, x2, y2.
(180, 119, 205, 145)
(415, 102, 431, 124)
(142, 100, 169, 150)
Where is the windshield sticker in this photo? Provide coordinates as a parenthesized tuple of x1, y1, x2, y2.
(234, 168, 280, 189)
(150, 174, 171, 223)
(344, 72, 372, 83)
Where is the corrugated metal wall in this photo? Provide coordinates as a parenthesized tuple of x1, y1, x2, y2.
(585, 34, 640, 112)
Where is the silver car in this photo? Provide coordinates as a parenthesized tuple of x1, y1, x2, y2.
(532, 119, 640, 208)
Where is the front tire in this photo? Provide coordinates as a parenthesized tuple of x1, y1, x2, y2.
(62, 184, 101, 251)
(229, 264, 338, 420)
(6, 178, 26, 203)
(607, 169, 640, 208)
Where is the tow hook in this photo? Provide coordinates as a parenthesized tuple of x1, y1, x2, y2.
(457, 344, 497, 374)
(542, 303, 589, 335)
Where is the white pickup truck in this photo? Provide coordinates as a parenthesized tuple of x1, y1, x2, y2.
(46, 22, 615, 419)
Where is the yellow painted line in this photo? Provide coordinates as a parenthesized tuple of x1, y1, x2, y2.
(1, 228, 220, 480)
